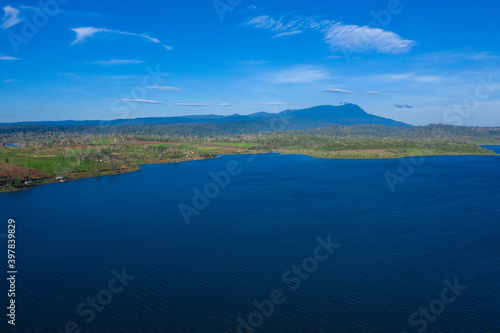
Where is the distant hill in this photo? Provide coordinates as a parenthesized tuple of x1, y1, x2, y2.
(1, 104, 411, 128)
(280, 104, 411, 127)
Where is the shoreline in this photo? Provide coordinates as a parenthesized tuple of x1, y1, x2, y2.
(1, 149, 498, 193)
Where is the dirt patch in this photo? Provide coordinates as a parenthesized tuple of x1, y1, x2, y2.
(329, 149, 391, 154)
(127, 141, 179, 146)
(51, 142, 179, 149)
(66, 145, 93, 148)
(0, 164, 49, 181)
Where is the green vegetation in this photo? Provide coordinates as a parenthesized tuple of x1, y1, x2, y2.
(0, 122, 498, 192)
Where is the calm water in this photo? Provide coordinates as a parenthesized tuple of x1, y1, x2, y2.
(1, 152, 500, 333)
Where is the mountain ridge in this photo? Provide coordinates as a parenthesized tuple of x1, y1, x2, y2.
(0, 104, 412, 128)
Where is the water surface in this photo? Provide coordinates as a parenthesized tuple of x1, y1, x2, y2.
(1, 153, 499, 332)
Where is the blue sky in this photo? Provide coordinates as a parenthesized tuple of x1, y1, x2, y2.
(1, 0, 500, 125)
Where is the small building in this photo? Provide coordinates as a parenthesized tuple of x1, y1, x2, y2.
(24, 181, 33, 185)
(56, 176, 64, 181)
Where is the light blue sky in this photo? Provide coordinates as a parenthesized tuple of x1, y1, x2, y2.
(1, 0, 499, 125)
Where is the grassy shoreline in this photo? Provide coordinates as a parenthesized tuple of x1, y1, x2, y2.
(1, 141, 498, 193)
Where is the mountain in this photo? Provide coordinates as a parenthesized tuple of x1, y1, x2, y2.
(1, 104, 412, 128)
(280, 104, 411, 127)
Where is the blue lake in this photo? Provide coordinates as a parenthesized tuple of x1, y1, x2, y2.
(1, 152, 499, 332)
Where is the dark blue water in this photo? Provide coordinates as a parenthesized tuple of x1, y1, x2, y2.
(481, 145, 500, 154)
(1, 152, 499, 333)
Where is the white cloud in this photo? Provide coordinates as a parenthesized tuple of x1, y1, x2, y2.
(273, 30, 302, 38)
(1, 6, 21, 29)
(415, 75, 442, 83)
(247, 14, 416, 54)
(163, 45, 173, 51)
(323, 24, 416, 54)
(71, 27, 106, 44)
(246, 15, 328, 38)
(2, 79, 16, 83)
(416, 50, 499, 63)
(171, 103, 209, 106)
(373, 72, 442, 83)
(147, 86, 182, 91)
(102, 99, 166, 105)
(247, 15, 294, 33)
(323, 88, 354, 94)
(71, 27, 170, 50)
(325, 55, 343, 60)
(0, 54, 19, 60)
(254, 102, 297, 105)
(262, 66, 331, 84)
(365, 91, 381, 95)
(89, 59, 144, 66)
(463, 51, 498, 61)
(219, 103, 232, 106)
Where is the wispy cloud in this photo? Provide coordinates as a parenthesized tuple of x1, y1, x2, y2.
(72, 27, 107, 44)
(2, 5, 104, 30)
(71, 27, 171, 50)
(323, 24, 416, 54)
(88, 59, 144, 66)
(246, 15, 328, 38)
(323, 88, 354, 94)
(0, 54, 19, 60)
(325, 55, 343, 60)
(372, 72, 442, 83)
(1, 6, 20, 29)
(262, 65, 331, 84)
(102, 99, 166, 105)
(219, 103, 232, 106)
(2, 79, 16, 83)
(365, 91, 381, 94)
(247, 14, 416, 54)
(273, 30, 302, 38)
(254, 102, 298, 105)
(416, 50, 499, 63)
(394, 104, 413, 109)
(239, 60, 269, 65)
(147, 86, 182, 91)
(463, 51, 498, 61)
(171, 103, 209, 106)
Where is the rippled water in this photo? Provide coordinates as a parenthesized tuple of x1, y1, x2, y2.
(1, 152, 499, 332)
